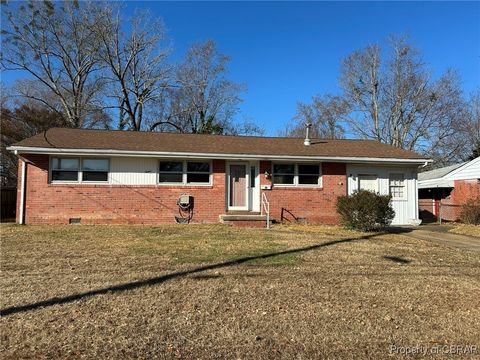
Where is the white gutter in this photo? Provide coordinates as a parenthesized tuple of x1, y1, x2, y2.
(7, 146, 431, 165)
(19, 159, 26, 225)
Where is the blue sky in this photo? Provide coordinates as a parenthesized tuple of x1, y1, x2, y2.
(2, 1, 479, 135)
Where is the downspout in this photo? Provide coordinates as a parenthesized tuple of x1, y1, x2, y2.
(18, 154, 26, 225)
(415, 161, 430, 224)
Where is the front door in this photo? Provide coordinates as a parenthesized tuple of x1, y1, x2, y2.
(228, 164, 248, 210)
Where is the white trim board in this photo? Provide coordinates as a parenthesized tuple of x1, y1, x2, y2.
(8, 146, 431, 165)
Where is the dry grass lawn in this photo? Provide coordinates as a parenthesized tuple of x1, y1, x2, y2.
(450, 224, 480, 238)
(1, 224, 479, 359)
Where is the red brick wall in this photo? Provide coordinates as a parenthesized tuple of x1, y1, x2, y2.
(259, 161, 346, 224)
(18, 154, 226, 225)
(441, 180, 480, 221)
(18, 155, 347, 225)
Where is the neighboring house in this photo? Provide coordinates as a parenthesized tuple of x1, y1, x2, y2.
(418, 157, 480, 222)
(8, 128, 429, 226)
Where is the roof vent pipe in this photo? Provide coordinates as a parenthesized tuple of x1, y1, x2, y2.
(304, 123, 312, 146)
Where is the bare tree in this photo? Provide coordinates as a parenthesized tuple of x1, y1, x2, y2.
(340, 36, 466, 162)
(340, 44, 382, 141)
(286, 94, 347, 139)
(96, 8, 171, 131)
(150, 40, 245, 134)
(1, 1, 109, 127)
(1, 90, 68, 186)
(460, 89, 480, 160)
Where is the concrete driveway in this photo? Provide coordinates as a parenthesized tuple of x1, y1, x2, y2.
(405, 224, 480, 252)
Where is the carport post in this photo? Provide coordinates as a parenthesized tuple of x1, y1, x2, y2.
(439, 201, 442, 225)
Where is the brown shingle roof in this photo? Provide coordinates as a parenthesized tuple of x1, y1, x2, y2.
(11, 127, 427, 160)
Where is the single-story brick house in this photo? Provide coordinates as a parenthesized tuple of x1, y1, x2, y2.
(8, 128, 430, 226)
(418, 157, 480, 222)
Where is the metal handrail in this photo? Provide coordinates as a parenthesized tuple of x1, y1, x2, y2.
(261, 192, 270, 229)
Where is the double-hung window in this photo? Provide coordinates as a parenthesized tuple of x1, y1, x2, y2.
(272, 163, 322, 186)
(187, 162, 210, 184)
(159, 161, 184, 183)
(82, 159, 109, 182)
(159, 160, 211, 185)
(273, 164, 295, 185)
(51, 157, 109, 183)
(298, 164, 321, 185)
(51, 158, 80, 181)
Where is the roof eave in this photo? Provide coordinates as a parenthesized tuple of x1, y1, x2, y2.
(418, 179, 455, 189)
(7, 146, 431, 165)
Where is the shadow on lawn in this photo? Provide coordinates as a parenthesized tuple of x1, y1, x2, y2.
(1, 228, 412, 317)
(383, 255, 412, 264)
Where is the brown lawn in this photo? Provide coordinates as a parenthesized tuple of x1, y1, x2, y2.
(450, 224, 480, 238)
(1, 224, 479, 359)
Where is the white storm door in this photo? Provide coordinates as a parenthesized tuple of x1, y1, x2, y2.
(248, 162, 260, 212)
(228, 163, 248, 210)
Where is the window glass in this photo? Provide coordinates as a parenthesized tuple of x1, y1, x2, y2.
(52, 171, 78, 181)
(82, 159, 109, 171)
(298, 164, 320, 185)
(250, 166, 256, 188)
(298, 175, 319, 185)
(273, 164, 294, 174)
(82, 172, 108, 182)
(160, 161, 183, 172)
(51, 158, 79, 182)
(389, 174, 405, 198)
(52, 158, 79, 170)
(273, 163, 295, 185)
(186, 161, 210, 183)
(273, 174, 295, 184)
(298, 164, 319, 175)
(159, 161, 183, 183)
(159, 173, 183, 183)
(51, 157, 110, 182)
(187, 173, 210, 183)
(187, 162, 210, 173)
(81, 159, 109, 182)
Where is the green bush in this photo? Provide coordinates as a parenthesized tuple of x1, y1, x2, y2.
(336, 190, 395, 231)
(460, 196, 480, 225)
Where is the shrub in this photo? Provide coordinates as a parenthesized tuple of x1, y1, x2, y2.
(460, 197, 480, 225)
(336, 190, 395, 231)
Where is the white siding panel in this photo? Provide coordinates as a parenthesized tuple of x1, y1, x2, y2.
(448, 157, 480, 181)
(110, 157, 157, 185)
(347, 164, 419, 225)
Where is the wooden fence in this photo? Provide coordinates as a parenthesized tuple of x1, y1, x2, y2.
(1, 187, 16, 222)
(418, 198, 463, 223)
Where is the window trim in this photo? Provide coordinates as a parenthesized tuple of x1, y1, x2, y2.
(158, 159, 212, 186)
(49, 156, 110, 184)
(389, 172, 407, 200)
(272, 162, 322, 188)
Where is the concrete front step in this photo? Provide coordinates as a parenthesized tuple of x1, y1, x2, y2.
(219, 213, 269, 228)
(220, 214, 267, 221)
